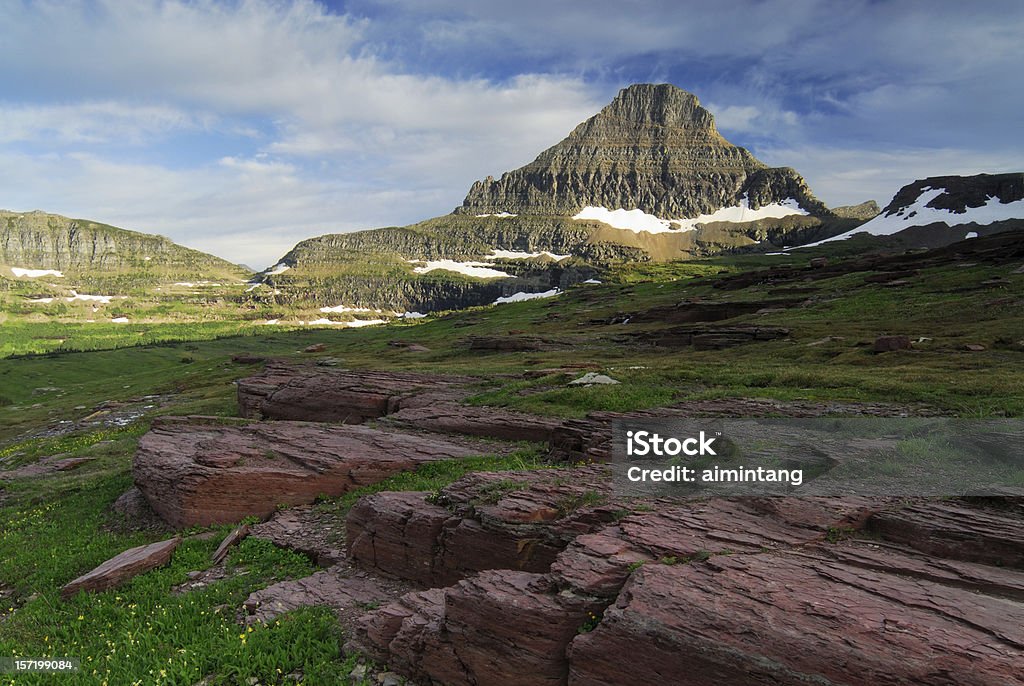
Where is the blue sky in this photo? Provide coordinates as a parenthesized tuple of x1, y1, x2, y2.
(1, 0, 1021, 268)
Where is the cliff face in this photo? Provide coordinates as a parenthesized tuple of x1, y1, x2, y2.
(456, 84, 829, 218)
(1, 210, 248, 279)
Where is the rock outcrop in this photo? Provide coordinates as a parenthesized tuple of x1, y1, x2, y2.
(456, 84, 829, 219)
(132, 416, 498, 527)
(348, 488, 1024, 686)
(237, 363, 562, 442)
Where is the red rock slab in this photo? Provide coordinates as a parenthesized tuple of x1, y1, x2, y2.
(870, 501, 1024, 568)
(236, 363, 473, 423)
(346, 466, 622, 586)
(803, 540, 1024, 601)
(211, 525, 249, 564)
(249, 505, 345, 567)
(384, 402, 563, 442)
(351, 570, 603, 686)
(347, 492, 455, 586)
(552, 497, 884, 598)
(243, 567, 388, 624)
(61, 537, 180, 599)
(568, 551, 1024, 686)
(133, 416, 491, 527)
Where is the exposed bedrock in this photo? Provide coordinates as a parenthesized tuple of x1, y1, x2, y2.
(346, 465, 620, 587)
(567, 546, 1024, 686)
(347, 493, 895, 685)
(237, 363, 561, 442)
(132, 416, 499, 527)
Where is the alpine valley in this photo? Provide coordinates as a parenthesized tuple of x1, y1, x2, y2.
(2, 83, 1024, 686)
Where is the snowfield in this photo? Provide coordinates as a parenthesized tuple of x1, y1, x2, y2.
(11, 267, 64, 278)
(573, 197, 807, 234)
(409, 259, 512, 279)
(799, 188, 1024, 247)
(489, 249, 571, 261)
(493, 289, 561, 304)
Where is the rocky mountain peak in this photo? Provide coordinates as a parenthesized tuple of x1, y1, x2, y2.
(588, 83, 715, 129)
(456, 83, 827, 220)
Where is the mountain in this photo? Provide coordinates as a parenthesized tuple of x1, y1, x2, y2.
(801, 173, 1024, 249)
(457, 83, 828, 219)
(1, 210, 250, 285)
(258, 84, 870, 314)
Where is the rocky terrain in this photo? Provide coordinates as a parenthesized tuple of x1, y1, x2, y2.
(800, 172, 1024, 250)
(89, 356, 1022, 685)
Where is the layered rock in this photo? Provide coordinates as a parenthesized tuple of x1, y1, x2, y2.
(349, 496, 892, 685)
(456, 84, 828, 219)
(1, 209, 247, 278)
(237, 362, 561, 442)
(132, 416, 497, 527)
(237, 363, 473, 423)
(346, 466, 619, 587)
(568, 546, 1024, 686)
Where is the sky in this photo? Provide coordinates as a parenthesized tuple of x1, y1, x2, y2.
(1, 1, 1022, 269)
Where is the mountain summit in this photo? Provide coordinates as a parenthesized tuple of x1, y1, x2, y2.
(457, 83, 827, 218)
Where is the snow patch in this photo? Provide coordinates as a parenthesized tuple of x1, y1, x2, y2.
(799, 189, 1024, 247)
(573, 197, 807, 235)
(319, 304, 382, 314)
(267, 263, 291, 275)
(11, 267, 64, 278)
(110, 317, 130, 323)
(965, 231, 979, 239)
(401, 312, 428, 319)
(264, 319, 280, 325)
(475, 212, 517, 218)
(489, 249, 571, 261)
(582, 278, 602, 284)
(493, 289, 560, 304)
(306, 318, 388, 327)
(409, 259, 512, 279)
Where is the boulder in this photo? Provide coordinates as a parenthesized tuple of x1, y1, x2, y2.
(62, 537, 180, 599)
(132, 416, 492, 527)
(350, 570, 603, 686)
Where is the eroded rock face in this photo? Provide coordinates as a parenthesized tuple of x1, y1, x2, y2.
(456, 84, 828, 220)
(132, 416, 494, 527)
